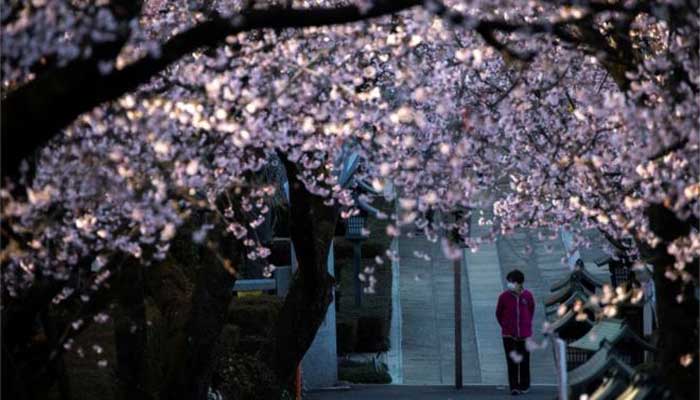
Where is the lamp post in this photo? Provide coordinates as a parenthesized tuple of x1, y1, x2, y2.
(452, 210, 468, 390)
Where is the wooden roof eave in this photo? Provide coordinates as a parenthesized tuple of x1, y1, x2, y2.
(568, 343, 635, 388)
(550, 310, 594, 333)
(614, 376, 666, 400)
(580, 268, 606, 288)
(619, 325, 656, 353)
(551, 269, 605, 293)
(569, 320, 625, 352)
(546, 285, 592, 308)
(588, 373, 631, 400)
(569, 321, 656, 353)
(610, 351, 636, 378)
(564, 292, 592, 310)
(551, 275, 573, 292)
(568, 345, 614, 388)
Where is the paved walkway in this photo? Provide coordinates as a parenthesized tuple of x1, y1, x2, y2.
(496, 230, 560, 384)
(464, 211, 506, 385)
(307, 385, 557, 400)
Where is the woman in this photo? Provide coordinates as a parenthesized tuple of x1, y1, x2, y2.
(496, 269, 535, 395)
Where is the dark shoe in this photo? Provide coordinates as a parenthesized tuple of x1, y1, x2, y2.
(520, 388, 530, 394)
(511, 389, 521, 395)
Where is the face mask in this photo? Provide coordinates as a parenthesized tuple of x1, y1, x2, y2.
(506, 282, 517, 290)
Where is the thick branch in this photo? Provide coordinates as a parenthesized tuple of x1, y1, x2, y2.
(1, 0, 422, 180)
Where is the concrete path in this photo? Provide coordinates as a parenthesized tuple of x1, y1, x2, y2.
(496, 230, 560, 384)
(464, 211, 507, 385)
(397, 233, 480, 385)
(307, 384, 557, 400)
(398, 235, 441, 384)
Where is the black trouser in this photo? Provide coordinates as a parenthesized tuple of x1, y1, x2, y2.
(503, 337, 530, 391)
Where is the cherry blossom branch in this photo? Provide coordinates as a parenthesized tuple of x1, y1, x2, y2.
(650, 137, 690, 161)
(1, 0, 423, 180)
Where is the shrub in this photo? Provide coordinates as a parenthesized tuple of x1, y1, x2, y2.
(216, 353, 281, 400)
(338, 360, 391, 384)
(356, 316, 389, 352)
(336, 321, 358, 355)
(228, 295, 283, 336)
(213, 295, 286, 400)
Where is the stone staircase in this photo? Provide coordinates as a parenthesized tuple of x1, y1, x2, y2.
(391, 209, 602, 387)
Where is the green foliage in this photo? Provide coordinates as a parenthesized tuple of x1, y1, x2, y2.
(336, 321, 358, 355)
(356, 316, 389, 353)
(228, 295, 283, 337)
(338, 360, 391, 384)
(216, 353, 282, 400)
(213, 295, 286, 400)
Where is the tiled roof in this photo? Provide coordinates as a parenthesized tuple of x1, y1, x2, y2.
(550, 267, 605, 293)
(569, 319, 655, 352)
(568, 343, 634, 388)
(545, 291, 593, 319)
(550, 310, 594, 333)
(545, 281, 593, 307)
(588, 373, 631, 400)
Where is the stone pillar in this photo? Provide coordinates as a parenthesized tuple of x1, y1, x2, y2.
(301, 242, 338, 389)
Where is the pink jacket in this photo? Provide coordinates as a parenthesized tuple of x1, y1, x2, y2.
(496, 289, 535, 338)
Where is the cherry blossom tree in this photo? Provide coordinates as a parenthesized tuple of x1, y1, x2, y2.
(2, 0, 698, 399)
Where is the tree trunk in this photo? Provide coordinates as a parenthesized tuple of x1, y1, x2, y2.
(645, 204, 698, 400)
(1, 256, 121, 400)
(114, 258, 148, 400)
(272, 159, 338, 385)
(175, 249, 237, 400)
(143, 255, 193, 398)
(1, 276, 61, 400)
(151, 211, 241, 400)
(39, 307, 72, 400)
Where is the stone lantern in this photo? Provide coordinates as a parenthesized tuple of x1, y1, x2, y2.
(345, 210, 369, 306)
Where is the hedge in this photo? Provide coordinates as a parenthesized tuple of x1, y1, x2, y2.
(338, 360, 391, 384)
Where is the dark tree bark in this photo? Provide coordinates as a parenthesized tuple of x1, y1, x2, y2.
(1, 256, 122, 400)
(1, 0, 422, 181)
(644, 204, 698, 400)
(271, 158, 339, 385)
(113, 258, 148, 400)
(143, 255, 193, 398)
(176, 248, 237, 400)
(1, 0, 143, 182)
(38, 307, 72, 400)
(148, 209, 242, 400)
(1, 270, 69, 400)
